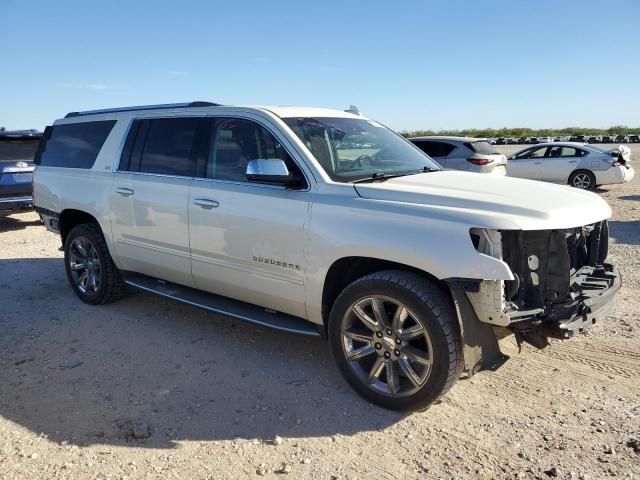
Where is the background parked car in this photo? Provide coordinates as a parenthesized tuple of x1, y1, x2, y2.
(410, 136, 507, 175)
(506, 142, 634, 189)
(629, 134, 640, 143)
(615, 134, 629, 143)
(0, 129, 41, 215)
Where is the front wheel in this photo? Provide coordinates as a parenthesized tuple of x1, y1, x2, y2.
(569, 170, 596, 190)
(328, 271, 462, 411)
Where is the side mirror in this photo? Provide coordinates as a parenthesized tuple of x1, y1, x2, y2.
(246, 159, 301, 187)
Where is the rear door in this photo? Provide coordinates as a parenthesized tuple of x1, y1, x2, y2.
(506, 146, 548, 180)
(412, 140, 450, 168)
(543, 145, 585, 183)
(110, 117, 201, 286)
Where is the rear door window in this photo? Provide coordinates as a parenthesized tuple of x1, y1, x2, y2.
(136, 118, 200, 176)
(37, 121, 116, 168)
(548, 146, 585, 158)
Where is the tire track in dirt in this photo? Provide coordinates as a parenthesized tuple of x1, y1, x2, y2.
(530, 344, 639, 380)
(498, 336, 639, 381)
(588, 343, 640, 359)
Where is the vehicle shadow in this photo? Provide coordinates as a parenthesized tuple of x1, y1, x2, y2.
(0, 258, 404, 449)
(619, 195, 640, 202)
(0, 214, 40, 233)
(608, 220, 640, 246)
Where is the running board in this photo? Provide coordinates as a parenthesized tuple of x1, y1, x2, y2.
(122, 273, 321, 337)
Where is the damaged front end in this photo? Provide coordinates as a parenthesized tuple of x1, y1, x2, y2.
(501, 220, 620, 348)
(447, 220, 620, 375)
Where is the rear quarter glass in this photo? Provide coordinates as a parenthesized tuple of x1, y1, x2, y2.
(465, 141, 500, 155)
(38, 120, 116, 168)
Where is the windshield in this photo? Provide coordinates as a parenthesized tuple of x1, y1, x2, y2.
(283, 117, 440, 182)
(0, 139, 40, 162)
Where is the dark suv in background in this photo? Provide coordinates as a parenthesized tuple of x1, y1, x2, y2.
(0, 128, 41, 215)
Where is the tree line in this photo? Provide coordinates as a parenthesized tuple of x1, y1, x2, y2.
(400, 125, 640, 138)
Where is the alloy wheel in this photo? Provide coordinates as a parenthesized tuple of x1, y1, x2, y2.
(340, 295, 433, 397)
(68, 236, 101, 294)
(572, 173, 593, 189)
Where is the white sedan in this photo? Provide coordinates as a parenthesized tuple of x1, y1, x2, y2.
(506, 142, 634, 190)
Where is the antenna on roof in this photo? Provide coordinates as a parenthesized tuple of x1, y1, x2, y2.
(345, 105, 360, 116)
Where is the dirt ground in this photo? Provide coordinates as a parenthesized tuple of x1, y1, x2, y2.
(0, 145, 638, 480)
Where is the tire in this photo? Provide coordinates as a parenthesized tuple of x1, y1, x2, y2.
(328, 270, 462, 411)
(569, 170, 596, 190)
(64, 223, 126, 305)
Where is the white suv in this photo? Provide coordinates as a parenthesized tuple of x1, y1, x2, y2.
(409, 136, 507, 175)
(33, 102, 620, 410)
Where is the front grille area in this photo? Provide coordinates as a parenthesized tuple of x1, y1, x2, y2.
(501, 221, 609, 316)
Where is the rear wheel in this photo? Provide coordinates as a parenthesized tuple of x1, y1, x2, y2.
(64, 223, 126, 305)
(569, 170, 596, 190)
(328, 270, 462, 411)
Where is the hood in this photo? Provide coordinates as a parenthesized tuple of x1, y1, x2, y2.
(354, 171, 611, 231)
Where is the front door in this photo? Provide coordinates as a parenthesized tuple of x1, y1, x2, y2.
(188, 117, 310, 318)
(110, 117, 201, 286)
(506, 146, 548, 180)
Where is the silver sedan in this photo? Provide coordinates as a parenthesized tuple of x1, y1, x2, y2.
(506, 142, 634, 190)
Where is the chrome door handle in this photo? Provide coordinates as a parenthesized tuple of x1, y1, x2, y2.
(568, 160, 577, 163)
(534, 162, 543, 165)
(115, 187, 134, 197)
(193, 198, 219, 209)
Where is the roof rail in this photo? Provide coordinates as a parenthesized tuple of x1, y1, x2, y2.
(64, 101, 222, 118)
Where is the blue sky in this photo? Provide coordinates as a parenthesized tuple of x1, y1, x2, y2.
(1, 0, 639, 131)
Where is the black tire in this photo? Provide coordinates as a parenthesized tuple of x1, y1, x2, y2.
(569, 170, 596, 190)
(64, 223, 126, 305)
(328, 270, 462, 411)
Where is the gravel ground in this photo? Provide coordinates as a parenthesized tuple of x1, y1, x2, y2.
(0, 145, 638, 480)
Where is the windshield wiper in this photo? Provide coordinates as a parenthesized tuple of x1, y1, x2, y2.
(352, 166, 439, 183)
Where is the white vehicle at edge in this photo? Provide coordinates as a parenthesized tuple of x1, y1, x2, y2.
(507, 142, 634, 189)
(33, 102, 621, 411)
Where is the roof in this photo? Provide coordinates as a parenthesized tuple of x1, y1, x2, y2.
(60, 102, 364, 122)
(409, 136, 482, 142)
(252, 105, 365, 119)
(530, 142, 589, 147)
(517, 142, 614, 154)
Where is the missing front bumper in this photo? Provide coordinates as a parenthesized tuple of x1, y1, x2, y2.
(542, 264, 619, 338)
(448, 263, 620, 365)
(507, 263, 620, 345)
